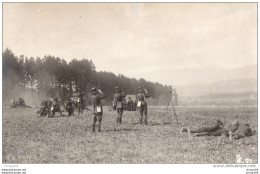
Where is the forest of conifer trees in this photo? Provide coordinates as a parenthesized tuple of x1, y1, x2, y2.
(3, 48, 172, 105)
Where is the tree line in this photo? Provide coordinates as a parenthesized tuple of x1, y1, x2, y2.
(3, 48, 172, 105)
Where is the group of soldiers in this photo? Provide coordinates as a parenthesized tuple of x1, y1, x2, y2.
(126, 97, 137, 111)
(115, 96, 137, 111)
(110, 95, 137, 112)
(16, 86, 254, 139)
(180, 119, 256, 140)
(35, 86, 150, 132)
(91, 86, 150, 132)
(37, 97, 62, 117)
(9, 97, 32, 108)
(37, 90, 87, 117)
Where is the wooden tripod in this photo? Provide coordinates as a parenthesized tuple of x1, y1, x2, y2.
(165, 93, 178, 124)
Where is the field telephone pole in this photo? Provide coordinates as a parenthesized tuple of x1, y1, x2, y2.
(165, 89, 178, 124)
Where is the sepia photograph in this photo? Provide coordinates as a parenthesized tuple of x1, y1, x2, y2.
(2, 2, 257, 168)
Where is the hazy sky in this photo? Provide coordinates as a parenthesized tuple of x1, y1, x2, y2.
(3, 3, 257, 82)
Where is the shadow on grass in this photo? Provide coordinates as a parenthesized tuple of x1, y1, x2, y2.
(105, 128, 140, 132)
(131, 122, 173, 126)
(149, 122, 172, 126)
(48, 114, 83, 118)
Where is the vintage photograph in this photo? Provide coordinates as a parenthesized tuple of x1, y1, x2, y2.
(2, 2, 257, 164)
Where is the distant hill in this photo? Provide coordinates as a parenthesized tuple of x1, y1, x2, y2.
(132, 64, 257, 86)
(176, 78, 257, 97)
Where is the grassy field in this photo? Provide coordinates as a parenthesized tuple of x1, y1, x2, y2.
(2, 106, 258, 163)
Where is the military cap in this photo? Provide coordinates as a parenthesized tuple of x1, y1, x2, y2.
(138, 87, 143, 91)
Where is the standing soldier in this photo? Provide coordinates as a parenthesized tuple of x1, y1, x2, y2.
(133, 100, 137, 111)
(77, 90, 85, 115)
(127, 97, 134, 111)
(65, 96, 74, 116)
(113, 87, 126, 124)
(136, 87, 150, 125)
(91, 87, 106, 132)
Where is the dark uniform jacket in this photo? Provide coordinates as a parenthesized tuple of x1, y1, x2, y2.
(195, 123, 222, 133)
(128, 100, 134, 107)
(77, 93, 85, 103)
(136, 92, 150, 107)
(114, 92, 126, 109)
(91, 92, 106, 114)
(232, 124, 255, 139)
(136, 92, 150, 101)
(51, 101, 60, 111)
(65, 100, 73, 111)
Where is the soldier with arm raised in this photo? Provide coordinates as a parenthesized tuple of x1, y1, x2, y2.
(136, 87, 150, 125)
(113, 87, 126, 124)
(91, 87, 106, 132)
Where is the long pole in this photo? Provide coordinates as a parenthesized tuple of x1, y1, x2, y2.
(165, 93, 178, 124)
(170, 98, 178, 124)
(165, 97, 171, 114)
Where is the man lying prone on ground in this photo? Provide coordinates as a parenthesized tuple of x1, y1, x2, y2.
(181, 119, 226, 136)
(232, 123, 256, 140)
(180, 120, 256, 139)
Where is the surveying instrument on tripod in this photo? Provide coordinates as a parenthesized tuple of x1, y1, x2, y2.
(165, 88, 178, 124)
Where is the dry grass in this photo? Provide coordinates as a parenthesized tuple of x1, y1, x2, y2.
(2, 106, 257, 163)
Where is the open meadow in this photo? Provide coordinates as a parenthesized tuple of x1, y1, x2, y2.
(2, 106, 258, 163)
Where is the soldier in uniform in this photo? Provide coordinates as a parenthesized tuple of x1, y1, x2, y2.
(91, 87, 106, 132)
(231, 123, 256, 140)
(136, 87, 150, 125)
(64, 96, 74, 116)
(112, 99, 117, 111)
(50, 97, 62, 117)
(45, 98, 52, 109)
(37, 99, 51, 117)
(113, 87, 126, 124)
(133, 100, 137, 111)
(18, 97, 25, 107)
(181, 119, 224, 135)
(15, 100, 19, 108)
(181, 120, 240, 140)
(122, 97, 127, 110)
(77, 90, 85, 115)
(17, 97, 32, 108)
(127, 97, 134, 111)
